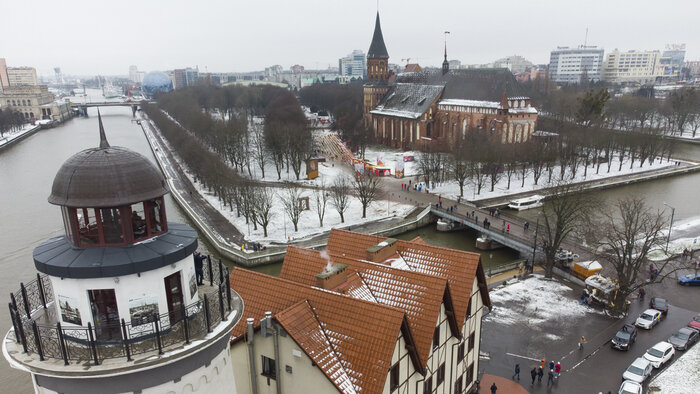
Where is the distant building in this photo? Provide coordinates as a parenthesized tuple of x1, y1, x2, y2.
(0, 58, 9, 90)
(172, 67, 199, 89)
(492, 55, 534, 74)
(363, 12, 538, 151)
(657, 44, 686, 80)
(0, 85, 70, 121)
(548, 46, 604, 84)
(290, 64, 305, 73)
(601, 49, 660, 85)
(448, 59, 461, 69)
(7, 66, 38, 86)
(404, 63, 422, 73)
(685, 60, 700, 79)
(128, 65, 145, 83)
(338, 49, 366, 79)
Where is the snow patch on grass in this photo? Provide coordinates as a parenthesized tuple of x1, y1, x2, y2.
(648, 340, 700, 393)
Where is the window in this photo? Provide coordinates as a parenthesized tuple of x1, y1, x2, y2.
(457, 342, 465, 361)
(467, 299, 472, 317)
(390, 363, 400, 391)
(437, 363, 445, 386)
(261, 355, 276, 379)
(423, 377, 432, 393)
(454, 376, 463, 393)
(468, 332, 475, 352)
(22, 100, 26, 106)
(27, 100, 31, 106)
(433, 326, 440, 350)
(466, 364, 474, 385)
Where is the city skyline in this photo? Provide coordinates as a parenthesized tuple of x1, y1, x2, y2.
(2, 0, 699, 76)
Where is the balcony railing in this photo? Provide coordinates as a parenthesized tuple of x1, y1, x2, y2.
(7, 256, 239, 366)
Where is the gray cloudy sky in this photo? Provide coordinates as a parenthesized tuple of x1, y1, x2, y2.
(3, 0, 698, 77)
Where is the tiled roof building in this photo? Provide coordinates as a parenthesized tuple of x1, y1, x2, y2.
(362, 13, 538, 151)
(230, 229, 490, 394)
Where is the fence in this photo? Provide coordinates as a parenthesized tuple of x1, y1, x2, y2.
(8, 257, 238, 365)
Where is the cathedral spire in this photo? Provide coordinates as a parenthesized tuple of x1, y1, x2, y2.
(367, 12, 389, 59)
(442, 31, 450, 75)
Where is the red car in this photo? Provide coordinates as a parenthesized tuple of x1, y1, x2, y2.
(690, 314, 700, 330)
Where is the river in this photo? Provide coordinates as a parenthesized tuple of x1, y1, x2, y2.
(1, 96, 699, 389)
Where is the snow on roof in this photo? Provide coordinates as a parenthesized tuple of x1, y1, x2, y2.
(371, 83, 444, 119)
(438, 98, 501, 109)
(509, 107, 538, 114)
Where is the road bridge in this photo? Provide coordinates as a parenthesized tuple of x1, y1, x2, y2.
(70, 101, 155, 116)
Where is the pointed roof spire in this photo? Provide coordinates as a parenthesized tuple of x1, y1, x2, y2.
(98, 109, 110, 149)
(442, 31, 450, 75)
(367, 12, 389, 59)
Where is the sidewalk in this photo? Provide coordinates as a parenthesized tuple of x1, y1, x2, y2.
(478, 374, 528, 394)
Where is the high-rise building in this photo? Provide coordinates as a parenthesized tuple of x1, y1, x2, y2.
(0, 58, 9, 90)
(128, 65, 145, 83)
(601, 49, 660, 84)
(658, 44, 686, 80)
(172, 67, 199, 89)
(338, 50, 366, 79)
(548, 46, 604, 84)
(492, 55, 534, 74)
(7, 66, 38, 86)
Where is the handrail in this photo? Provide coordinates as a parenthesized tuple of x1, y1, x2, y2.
(8, 256, 237, 365)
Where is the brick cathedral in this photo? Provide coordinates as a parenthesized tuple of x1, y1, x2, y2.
(363, 13, 539, 151)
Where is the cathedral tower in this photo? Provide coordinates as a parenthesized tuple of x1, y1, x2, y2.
(364, 12, 391, 124)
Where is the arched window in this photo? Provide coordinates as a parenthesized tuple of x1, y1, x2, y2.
(27, 100, 31, 106)
(12, 100, 16, 106)
(520, 100, 525, 108)
(24, 112, 29, 118)
(30, 112, 34, 118)
(22, 100, 26, 106)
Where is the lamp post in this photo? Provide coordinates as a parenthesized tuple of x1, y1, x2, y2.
(663, 202, 675, 253)
(531, 212, 541, 267)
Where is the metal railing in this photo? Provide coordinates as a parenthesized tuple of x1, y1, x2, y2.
(8, 257, 238, 365)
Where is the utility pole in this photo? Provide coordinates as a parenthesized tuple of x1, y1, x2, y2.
(664, 203, 675, 253)
(531, 213, 541, 266)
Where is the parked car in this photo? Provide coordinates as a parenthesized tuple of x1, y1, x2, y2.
(689, 314, 700, 330)
(649, 297, 669, 316)
(668, 327, 699, 350)
(643, 341, 675, 368)
(622, 357, 653, 383)
(635, 309, 662, 329)
(611, 324, 637, 350)
(678, 273, 700, 286)
(618, 380, 643, 394)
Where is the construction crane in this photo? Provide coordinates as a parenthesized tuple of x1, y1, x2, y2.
(401, 58, 412, 65)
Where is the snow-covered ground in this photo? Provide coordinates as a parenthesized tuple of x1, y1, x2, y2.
(648, 340, 700, 393)
(485, 275, 605, 334)
(648, 237, 700, 261)
(145, 115, 415, 245)
(361, 146, 422, 177)
(428, 155, 678, 201)
(0, 123, 39, 147)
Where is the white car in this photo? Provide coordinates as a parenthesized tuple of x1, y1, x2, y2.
(643, 341, 675, 368)
(618, 380, 643, 394)
(635, 309, 662, 329)
(622, 357, 652, 383)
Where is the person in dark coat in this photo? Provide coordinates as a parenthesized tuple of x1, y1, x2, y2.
(530, 367, 537, 384)
(549, 360, 555, 370)
(537, 366, 544, 382)
(512, 363, 520, 380)
(490, 382, 497, 393)
(547, 369, 555, 386)
(194, 251, 205, 285)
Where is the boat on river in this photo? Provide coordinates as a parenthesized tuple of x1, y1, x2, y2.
(507, 194, 544, 210)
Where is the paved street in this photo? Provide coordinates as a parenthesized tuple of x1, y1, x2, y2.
(480, 273, 699, 393)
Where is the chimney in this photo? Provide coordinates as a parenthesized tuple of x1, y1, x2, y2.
(366, 238, 398, 263)
(315, 263, 349, 290)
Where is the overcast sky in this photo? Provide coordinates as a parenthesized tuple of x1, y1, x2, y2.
(3, 0, 698, 77)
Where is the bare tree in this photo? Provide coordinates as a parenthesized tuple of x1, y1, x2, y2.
(251, 123, 268, 178)
(330, 176, 351, 223)
(280, 183, 304, 232)
(253, 187, 275, 237)
(353, 173, 381, 218)
(586, 197, 670, 314)
(451, 142, 470, 196)
(313, 182, 329, 227)
(539, 182, 597, 278)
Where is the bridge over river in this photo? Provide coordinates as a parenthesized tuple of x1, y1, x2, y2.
(70, 101, 156, 116)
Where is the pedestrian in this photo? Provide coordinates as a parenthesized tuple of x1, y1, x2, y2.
(471, 210, 475, 218)
(547, 369, 554, 386)
(439, 200, 442, 208)
(512, 363, 520, 380)
(548, 360, 554, 371)
(507, 223, 510, 233)
(537, 366, 544, 383)
(484, 218, 488, 227)
(490, 382, 497, 394)
(496, 208, 501, 218)
(540, 358, 545, 370)
(530, 367, 537, 384)
(475, 215, 478, 224)
(555, 362, 561, 378)
(193, 251, 205, 285)
(579, 336, 586, 350)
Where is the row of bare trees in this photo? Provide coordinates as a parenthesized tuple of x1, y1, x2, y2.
(0, 108, 26, 137)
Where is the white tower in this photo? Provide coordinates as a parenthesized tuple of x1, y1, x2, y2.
(3, 113, 241, 394)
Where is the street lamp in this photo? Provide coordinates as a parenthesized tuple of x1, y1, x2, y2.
(663, 202, 675, 253)
(531, 212, 542, 269)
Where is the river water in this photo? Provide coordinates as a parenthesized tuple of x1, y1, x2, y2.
(1, 95, 699, 389)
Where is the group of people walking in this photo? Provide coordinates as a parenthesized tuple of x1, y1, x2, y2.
(518, 359, 562, 387)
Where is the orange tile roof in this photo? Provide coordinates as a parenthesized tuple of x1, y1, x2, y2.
(409, 236, 428, 245)
(281, 246, 451, 370)
(326, 229, 491, 331)
(230, 268, 405, 394)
